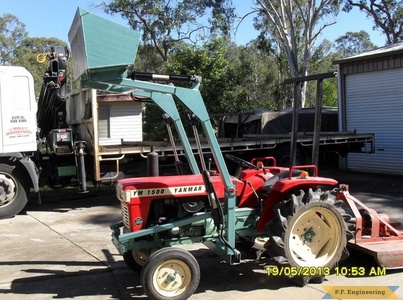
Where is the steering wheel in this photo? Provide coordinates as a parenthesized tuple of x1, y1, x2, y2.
(225, 154, 260, 170)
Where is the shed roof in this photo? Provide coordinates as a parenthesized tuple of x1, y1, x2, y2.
(333, 42, 403, 65)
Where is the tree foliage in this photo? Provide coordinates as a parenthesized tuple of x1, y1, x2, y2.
(101, 0, 235, 61)
(343, 0, 403, 44)
(334, 30, 377, 58)
(167, 39, 230, 113)
(142, 38, 280, 140)
(304, 39, 338, 108)
(0, 13, 27, 65)
(143, 38, 233, 140)
(133, 44, 167, 73)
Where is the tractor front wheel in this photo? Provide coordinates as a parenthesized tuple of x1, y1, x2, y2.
(140, 247, 200, 300)
(265, 188, 349, 270)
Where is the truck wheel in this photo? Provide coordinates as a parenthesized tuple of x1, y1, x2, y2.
(140, 247, 200, 300)
(0, 163, 28, 219)
(265, 188, 349, 269)
(123, 247, 152, 273)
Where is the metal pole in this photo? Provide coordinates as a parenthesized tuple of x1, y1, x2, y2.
(284, 71, 337, 167)
(312, 79, 324, 166)
(75, 141, 88, 193)
(290, 82, 301, 167)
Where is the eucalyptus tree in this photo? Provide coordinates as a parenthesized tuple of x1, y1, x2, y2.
(334, 30, 377, 58)
(224, 40, 280, 110)
(0, 14, 27, 65)
(252, 0, 341, 107)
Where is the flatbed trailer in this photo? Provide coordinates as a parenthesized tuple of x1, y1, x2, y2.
(63, 11, 375, 183)
(67, 89, 374, 182)
(93, 127, 374, 180)
(100, 131, 374, 157)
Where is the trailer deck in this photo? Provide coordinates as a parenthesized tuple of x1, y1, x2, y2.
(97, 132, 374, 157)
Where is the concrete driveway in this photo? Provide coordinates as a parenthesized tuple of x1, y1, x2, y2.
(1, 168, 402, 299)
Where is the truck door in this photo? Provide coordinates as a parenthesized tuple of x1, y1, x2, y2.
(0, 66, 37, 153)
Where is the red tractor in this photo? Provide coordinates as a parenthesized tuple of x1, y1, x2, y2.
(112, 152, 403, 300)
(112, 155, 350, 299)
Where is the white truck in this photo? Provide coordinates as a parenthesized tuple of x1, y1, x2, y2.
(0, 66, 40, 218)
(0, 46, 147, 219)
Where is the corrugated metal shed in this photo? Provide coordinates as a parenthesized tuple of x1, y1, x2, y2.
(334, 42, 403, 174)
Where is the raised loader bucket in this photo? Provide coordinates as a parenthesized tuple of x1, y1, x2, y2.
(68, 7, 140, 86)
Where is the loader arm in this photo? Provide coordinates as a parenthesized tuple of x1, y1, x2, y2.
(69, 7, 238, 263)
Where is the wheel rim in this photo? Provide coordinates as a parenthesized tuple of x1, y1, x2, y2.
(0, 174, 17, 207)
(132, 248, 149, 266)
(286, 206, 342, 267)
(152, 259, 192, 297)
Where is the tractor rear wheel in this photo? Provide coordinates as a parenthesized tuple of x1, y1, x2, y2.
(265, 188, 349, 269)
(124, 236, 161, 273)
(140, 247, 200, 300)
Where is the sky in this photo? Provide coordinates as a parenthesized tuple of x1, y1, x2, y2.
(1, 0, 386, 48)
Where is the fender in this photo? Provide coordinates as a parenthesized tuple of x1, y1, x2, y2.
(0, 154, 40, 193)
(256, 175, 338, 232)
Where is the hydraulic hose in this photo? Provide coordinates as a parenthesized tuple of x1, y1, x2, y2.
(162, 114, 184, 175)
(189, 110, 240, 262)
(202, 170, 241, 263)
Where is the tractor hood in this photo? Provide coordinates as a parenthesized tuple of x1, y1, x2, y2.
(116, 173, 240, 202)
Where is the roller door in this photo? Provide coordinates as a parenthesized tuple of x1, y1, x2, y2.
(98, 103, 142, 145)
(345, 68, 403, 174)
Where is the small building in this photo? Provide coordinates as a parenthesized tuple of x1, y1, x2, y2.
(66, 90, 143, 149)
(334, 42, 403, 175)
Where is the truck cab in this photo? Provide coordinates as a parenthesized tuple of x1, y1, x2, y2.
(0, 66, 37, 153)
(0, 66, 40, 219)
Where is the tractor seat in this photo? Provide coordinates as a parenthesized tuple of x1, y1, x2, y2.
(260, 169, 303, 198)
